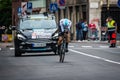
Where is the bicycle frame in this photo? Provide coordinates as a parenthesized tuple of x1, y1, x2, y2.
(59, 32, 67, 63)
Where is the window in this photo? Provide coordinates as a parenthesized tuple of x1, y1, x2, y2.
(29, 0, 46, 8)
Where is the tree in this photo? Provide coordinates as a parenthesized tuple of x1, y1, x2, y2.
(0, 0, 12, 27)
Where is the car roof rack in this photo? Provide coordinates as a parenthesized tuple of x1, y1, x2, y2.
(43, 12, 48, 17)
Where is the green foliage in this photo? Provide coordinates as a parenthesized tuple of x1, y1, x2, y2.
(0, 0, 12, 26)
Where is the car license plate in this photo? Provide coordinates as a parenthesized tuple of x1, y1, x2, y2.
(33, 43, 46, 47)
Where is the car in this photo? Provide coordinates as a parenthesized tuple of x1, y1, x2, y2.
(13, 13, 58, 56)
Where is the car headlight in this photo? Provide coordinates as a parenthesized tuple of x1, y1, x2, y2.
(52, 33, 58, 39)
(17, 34, 26, 40)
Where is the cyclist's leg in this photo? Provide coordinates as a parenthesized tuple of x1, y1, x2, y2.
(66, 32, 70, 52)
(57, 35, 63, 54)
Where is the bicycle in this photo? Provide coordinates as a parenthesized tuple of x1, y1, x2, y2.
(59, 31, 68, 63)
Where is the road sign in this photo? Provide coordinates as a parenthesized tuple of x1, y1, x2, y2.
(17, 7, 22, 13)
(58, 0, 65, 6)
(50, 3, 58, 13)
(58, 0, 66, 9)
(27, 2, 32, 13)
(27, 2, 32, 10)
(117, 0, 120, 8)
(17, 7, 22, 16)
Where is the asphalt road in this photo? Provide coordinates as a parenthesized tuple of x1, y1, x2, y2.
(0, 41, 120, 80)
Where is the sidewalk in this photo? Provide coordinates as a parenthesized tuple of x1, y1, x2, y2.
(71, 40, 120, 45)
(0, 40, 120, 48)
(0, 42, 13, 48)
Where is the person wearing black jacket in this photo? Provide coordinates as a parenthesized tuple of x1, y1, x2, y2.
(76, 19, 83, 41)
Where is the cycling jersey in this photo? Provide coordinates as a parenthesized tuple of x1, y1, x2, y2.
(59, 19, 72, 33)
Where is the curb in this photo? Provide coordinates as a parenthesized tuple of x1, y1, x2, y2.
(0, 42, 13, 48)
(6, 45, 13, 48)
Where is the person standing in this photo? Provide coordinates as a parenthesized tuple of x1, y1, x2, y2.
(89, 22, 97, 40)
(76, 19, 83, 41)
(82, 20, 88, 41)
(106, 16, 117, 47)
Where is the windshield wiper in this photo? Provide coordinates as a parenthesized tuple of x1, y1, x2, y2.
(44, 28, 55, 29)
(22, 28, 33, 30)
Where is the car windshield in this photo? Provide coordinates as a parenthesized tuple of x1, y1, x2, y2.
(20, 19, 57, 30)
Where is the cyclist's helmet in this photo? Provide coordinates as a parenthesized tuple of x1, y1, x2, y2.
(62, 19, 69, 27)
(62, 19, 69, 33)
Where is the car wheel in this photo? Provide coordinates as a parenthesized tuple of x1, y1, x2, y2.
(53, 47, 58, 55)
(54, 50, 57, 55)
(15, 48, 21, 57)
(14, 39, 21, 57)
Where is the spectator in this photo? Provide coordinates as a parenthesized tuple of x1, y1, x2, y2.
(82, 20, 88, 41)
(76, 19, 83, 41)
(89, 22, 98, 40)
(106, 16, 117, 47)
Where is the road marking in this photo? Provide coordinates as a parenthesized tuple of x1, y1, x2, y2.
(117, 46, 120, 48)
(99, 46, 120, 48)
(10, 48, 14, 50)
(70, 45, 120, 49)
(8, 46, 120, 51)
(0, 48, 1, 51)
(99, 46, 109, 48)
(81, 46, 92, 48)
(69, 46, 74, 48)
(69, 49, 120, 65)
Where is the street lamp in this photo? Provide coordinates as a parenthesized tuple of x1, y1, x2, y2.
(99, 0, 103, 41)
(106, 0, 110, 16)
(106, 0, 110, 10)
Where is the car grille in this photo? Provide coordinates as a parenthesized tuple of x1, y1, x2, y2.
(27, 38, 51, 43)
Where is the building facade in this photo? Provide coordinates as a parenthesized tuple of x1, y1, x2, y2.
(48, 0, 120, 40)
(88, 0, 120, 40)
(47, 0, 88, 40)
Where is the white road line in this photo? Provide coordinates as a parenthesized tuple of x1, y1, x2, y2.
(117, 46, 120, 48)
(10, 48, 14, 50)
(69, 49, 120, 65)
(69, 46, 74, 48)
(81, 46, 92, 48)
(99, 46, 120, 48)
(0, 48, 1, 51)
(99, 46, 109, 48)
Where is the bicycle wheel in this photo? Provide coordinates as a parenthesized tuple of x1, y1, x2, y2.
(59, 42, 66, 63)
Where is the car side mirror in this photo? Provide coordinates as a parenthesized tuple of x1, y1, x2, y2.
(12, 26, 16, 30)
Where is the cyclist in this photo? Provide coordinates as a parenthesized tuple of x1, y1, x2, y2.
(52, 18, 72, 52)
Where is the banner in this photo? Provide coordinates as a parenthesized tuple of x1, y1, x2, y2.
(21, 2, 27, 16)
(2, 34, 12, 42)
